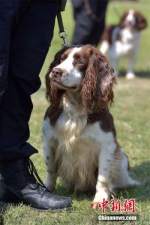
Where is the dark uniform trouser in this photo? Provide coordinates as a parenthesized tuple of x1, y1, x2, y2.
(71, 0, 108, 46)
(0, 0, 58, 162)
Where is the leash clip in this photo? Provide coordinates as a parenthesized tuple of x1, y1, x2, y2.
(59, 30, 69, 47)
(57, 11, 69, 47)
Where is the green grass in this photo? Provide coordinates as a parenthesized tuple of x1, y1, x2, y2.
(1, 1, 150, 224)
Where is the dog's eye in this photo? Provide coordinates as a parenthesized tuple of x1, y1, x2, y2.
(75, 60, 82, 65)
(60, 56, 64, 62)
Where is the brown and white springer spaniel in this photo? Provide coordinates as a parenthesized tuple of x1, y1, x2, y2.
(100, 9, 147, 79)
(42, 45, 139, 209)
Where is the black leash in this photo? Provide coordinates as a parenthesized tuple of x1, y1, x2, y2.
(57, 0, 69, 47)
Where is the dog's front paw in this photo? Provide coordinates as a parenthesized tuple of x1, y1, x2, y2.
(91, 202, 99, 209)
(90, 201, 107, 209)
(91, 189, 111, 210)
(126, 72, 136, 79)
(91, 199, 110, 210)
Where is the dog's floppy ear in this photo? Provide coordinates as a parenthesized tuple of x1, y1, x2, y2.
(119, 12, 128, 28)
(45, 47, 70, 106)
(81, 47, 116, 113)
(135, 11, 147, 30)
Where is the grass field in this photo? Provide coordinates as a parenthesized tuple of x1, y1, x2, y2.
(0, 1, 150, 225)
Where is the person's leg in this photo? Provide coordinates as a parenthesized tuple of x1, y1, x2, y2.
(89, 0, 109, 46)
(71, 0, 108, 46)
(0, 0, 31, 102)
(0, 0, 58, 162)
(0, 0, 72, 211)
(71, 3, 95, 45)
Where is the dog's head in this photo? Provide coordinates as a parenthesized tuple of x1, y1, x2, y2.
(46, 45, 116, 113)
(120, 9, 147, 30)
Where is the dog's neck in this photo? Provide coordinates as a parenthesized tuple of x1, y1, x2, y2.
(60, 91, 87, 119)
(55, 91, 88, 151)
(120, 27, 140, 44)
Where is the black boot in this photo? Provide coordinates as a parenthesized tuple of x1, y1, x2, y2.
(0, 158, 72, 211)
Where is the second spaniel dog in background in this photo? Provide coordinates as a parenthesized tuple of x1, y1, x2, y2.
(42, 45, 139, 209)
(100, 9, 147, 79)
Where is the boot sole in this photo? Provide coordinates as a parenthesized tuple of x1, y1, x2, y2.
(0, 201, 73, 212)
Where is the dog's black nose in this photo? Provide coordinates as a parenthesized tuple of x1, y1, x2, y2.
(52, 68, 63, 77)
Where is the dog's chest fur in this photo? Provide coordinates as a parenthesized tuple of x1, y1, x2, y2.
(120, 28, 140, 50)
(52, 108, 100, 190)
(111, 27, 140, 56)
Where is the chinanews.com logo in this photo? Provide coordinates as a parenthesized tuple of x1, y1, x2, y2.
(97, 198, 138, 222)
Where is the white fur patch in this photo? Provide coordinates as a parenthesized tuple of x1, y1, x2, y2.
(54, 47, 82, 88)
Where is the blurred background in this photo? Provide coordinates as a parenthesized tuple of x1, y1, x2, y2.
(40, 0, 150, 79)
